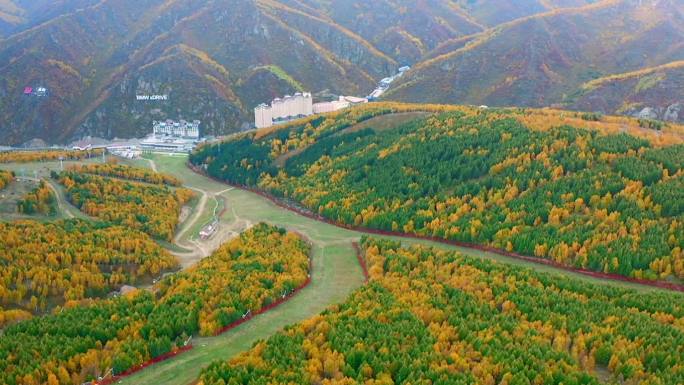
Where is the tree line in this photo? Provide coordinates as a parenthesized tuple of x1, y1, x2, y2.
(0, 169, 14, 189)
(67, 163, 182, 186)
(0, 149, 105, 164)
(17, 181, 57, 215)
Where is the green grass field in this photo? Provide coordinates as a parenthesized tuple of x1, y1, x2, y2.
(119, 242, 362, 385)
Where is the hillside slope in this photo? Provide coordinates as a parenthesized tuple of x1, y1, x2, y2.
(387, 0, 684, 120)
(1, 0, 681, 144)
(200, 238, 684, 385)
(280, 0, 484, 63)
(0, 0, 100, 37)
(452, 0, 598, 26)
(191, 103, 684, 283)
(567, 61, 684, 122)
(0, 0, 399, 145)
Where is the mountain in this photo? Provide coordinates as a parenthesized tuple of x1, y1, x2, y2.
(0, 0, 101, 37)
(386, 0, 684, 120)
(0, 0, 681, 145)
(567, 61, 684, 122)
(277, 0, 483, 64)
(451, 0, 599, 26)
(0, 0, 396, 145)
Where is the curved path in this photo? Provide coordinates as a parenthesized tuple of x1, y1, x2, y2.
(44, 180, 74, 219)
(119, 154, 674, 385)
(15, 176, 85, 220)
(173, 186, 211, 263)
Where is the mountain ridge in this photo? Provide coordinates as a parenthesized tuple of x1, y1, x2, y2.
(0, 0, 681, 145)
(387, 0, 684, 120)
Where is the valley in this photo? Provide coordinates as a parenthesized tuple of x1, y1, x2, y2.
(3, 132, 681, 384)
(119, 152, 684, 385)
(1, 1, 683, 384)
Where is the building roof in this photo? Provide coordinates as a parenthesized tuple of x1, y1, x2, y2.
(341, 96, 368, 103)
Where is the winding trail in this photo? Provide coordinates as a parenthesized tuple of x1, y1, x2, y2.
(15, 176, 83, 219)
(166, 168, 241, 268)
(45, 180, 75, 219)
(173, 186, 211, 263)
(146, 158, 159, 173)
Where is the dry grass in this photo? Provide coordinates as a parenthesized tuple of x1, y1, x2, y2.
(581, 61, 684, 91)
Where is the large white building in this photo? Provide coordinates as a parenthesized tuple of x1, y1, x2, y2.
(255, 93, 370, 129)
(153, 120, 200, 139)
(142, 119, 203, 153)
(254, 104, 273, 129)
(254, 92, 313, 129)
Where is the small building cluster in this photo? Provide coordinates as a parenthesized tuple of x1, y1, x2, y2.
(199, 219, 219, 240)
(313, 96, 368, 114)
(23, 86, 48, 97)
(253, 66, 410, 129)
(368, 66, 410, 100)
(107, 144, 141, 159)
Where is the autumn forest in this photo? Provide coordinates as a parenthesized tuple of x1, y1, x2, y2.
(2, 103, 684, 385)
(192, 104, 684, 282)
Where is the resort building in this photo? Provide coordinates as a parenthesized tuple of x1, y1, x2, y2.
(141, 119, 204, 153)
(254, 92, 313, 129)
(313, 96, 368, 114)
(255, 93, 368, 129)
(152, 120, 201, 139)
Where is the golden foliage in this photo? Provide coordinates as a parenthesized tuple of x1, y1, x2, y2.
(0, 149, 105, 164)
(0, 220, 177, 317)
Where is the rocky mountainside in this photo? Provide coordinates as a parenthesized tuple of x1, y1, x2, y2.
(567, 61, 684, 122)
(0, 0, 397, 145)
(387, 0, 684, 121)
(0, 0, 681, 145)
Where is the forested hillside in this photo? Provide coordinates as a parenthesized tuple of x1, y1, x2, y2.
(0, 224, 310, 385)
(191, 104, 684, 282)
(0, 219, 177, 321)
(199, 237, 684, 385)
(2, 0, 679, 145)
(57, 170, 194, 241)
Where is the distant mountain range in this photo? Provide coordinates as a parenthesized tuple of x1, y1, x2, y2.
(0, 0, 681, 145)
(388, 0, 684, 118)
